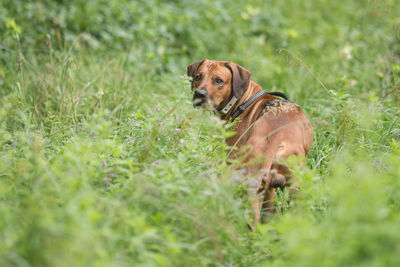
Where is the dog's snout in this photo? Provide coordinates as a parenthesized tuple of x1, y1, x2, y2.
(194, 88, 208, 98)
(193, 88, 209, 107)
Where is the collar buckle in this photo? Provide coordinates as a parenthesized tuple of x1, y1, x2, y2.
(220, 96, 238, 115)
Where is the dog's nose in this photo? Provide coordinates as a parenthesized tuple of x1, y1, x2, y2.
(193, 88, 208, 99)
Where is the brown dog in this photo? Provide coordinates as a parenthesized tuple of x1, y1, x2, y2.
(187, 59, 313, 226)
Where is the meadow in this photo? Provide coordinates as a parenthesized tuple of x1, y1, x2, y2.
(0, 0, 400, 266)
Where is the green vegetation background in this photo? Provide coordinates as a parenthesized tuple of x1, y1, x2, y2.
(1, 0, 399, 266)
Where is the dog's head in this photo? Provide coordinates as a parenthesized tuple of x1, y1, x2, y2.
(187, 59, 251, 110)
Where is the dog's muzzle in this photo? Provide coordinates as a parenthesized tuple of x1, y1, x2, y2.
(193, 88, 209, 107)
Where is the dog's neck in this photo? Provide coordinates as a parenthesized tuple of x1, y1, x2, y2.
(221, 81, 262, 121)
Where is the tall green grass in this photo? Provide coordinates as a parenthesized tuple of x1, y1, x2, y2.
(1, 0, 399, 266)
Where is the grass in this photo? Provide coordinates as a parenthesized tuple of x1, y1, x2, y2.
(1, 0, 400, 266)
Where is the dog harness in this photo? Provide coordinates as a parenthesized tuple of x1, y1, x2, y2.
(228, 91, 294, 122)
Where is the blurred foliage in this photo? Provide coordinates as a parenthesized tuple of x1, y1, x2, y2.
(0, 0, 400, 266)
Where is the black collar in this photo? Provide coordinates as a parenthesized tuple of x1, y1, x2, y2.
(229, 91, 290, 122)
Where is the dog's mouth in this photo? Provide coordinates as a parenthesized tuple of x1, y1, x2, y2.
(193, 96, 205, 107)
(193, 96, 215, 110)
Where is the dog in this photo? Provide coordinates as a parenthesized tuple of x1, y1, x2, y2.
(187, 59, 313, 226)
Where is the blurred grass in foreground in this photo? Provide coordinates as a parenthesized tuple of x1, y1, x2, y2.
(0, 0, 400, 266)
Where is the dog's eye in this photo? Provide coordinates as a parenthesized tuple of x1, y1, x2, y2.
(194, 75, 202, 81)
(216, 78, 224, 84)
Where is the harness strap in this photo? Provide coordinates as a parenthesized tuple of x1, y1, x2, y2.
(256, 99, 288, 120)
(230, 90, 268, 122)
(267, 91, 289, 100)
(228, 90, 297, 122)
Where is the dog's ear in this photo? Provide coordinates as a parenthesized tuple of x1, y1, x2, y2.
(225, 62, 251, 99)
(187, 59, 206, 78)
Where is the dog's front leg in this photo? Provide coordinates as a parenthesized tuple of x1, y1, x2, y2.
(260, 187, 276, 224)
(247, 167, 275, 229)
(249, 190, 263, 230)
(248, 182, 276, 228)
(251, 168, 286, 226)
